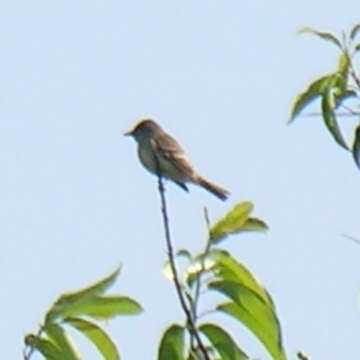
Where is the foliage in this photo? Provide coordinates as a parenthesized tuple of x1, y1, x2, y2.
(161, 202, 286, 360)
(24, 267, 142, 360)
(290, 24, 360, 168)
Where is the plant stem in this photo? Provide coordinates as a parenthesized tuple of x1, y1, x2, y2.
(155, 166, 210, 360)
(190, 208, 212, 355)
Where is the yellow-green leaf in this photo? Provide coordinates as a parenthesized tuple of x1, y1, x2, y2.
(43, 323, 80, 360)
(337, 52, 350, 78)
(25, 334, 68, 360)
(65, 317, 120, 360)
(210, 202, 253, 244)
(46, 267, 121, 322)
(321, 85, 349, 150)
(66, 295, 143, 320)
(209, 249, 273, 307)
(350, 23, 360, 41)
(289, 75, 331, 122)
(199, 323, 248, 360)
(299, 27, 342, 49)
(209, 281, 286, 360)
(239, 217, 268, 233)
(158, 324, 185, 360)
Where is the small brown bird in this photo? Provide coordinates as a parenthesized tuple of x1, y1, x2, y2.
(125, 118, 229, 201)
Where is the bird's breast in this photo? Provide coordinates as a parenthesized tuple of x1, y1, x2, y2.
(138, 141, 157, 174)
(137, 140, 188, 183)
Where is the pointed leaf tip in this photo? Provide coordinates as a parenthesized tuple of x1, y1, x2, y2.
(350, 24, 360, 41)
(46, 266, 122, 322)
(241, 217, 269, 233)
(209, 202, 254, 244)
(65, 317, 120, 360)
(289, 75, 331, 122)
(321, 86, 349, 150)
(199, 323, 249, 360)
(299, 27, 342, 49)
(209, 281, 286, 360)
(69, 295, 143, 320)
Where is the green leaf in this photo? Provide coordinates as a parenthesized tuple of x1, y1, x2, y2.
(43, 323, 80, 360)
(218, 302, 286, 360)
(209, 202, 253, 244)
(289, 75, 331, 121)
(209, 281, 286, 360)
(188, 346, 218, 360)
(209, 249, 273, 307)
(355, 43, 360, 53)
(46, 267, 121, 322)
(176, 249, 193, 261)
(335, 90, 357, 108)
(85, 296, 142, 319)
(62, 295, 143, 320)
(239, 217, 269, 233)
(199, 323, 248, 360)
(337, 52, 350, 78)
(350, 23, 360, 41)
(158, 324, 185, 360)
(352, 125, 360, 169)
(321, 84, 349, 150)
(24, 334, 68, 360)
(65, 317, 120, 360)
(299, 27, 342, 49)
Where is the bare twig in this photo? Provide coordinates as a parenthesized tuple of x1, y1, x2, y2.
(349, 60, 360, 90)
(190, 207, 212, 352)
(301, 111, 360, 118)
(192, 208, 212, 316)
(342, 233, 360, 245)
(154, 160, 210, 360)
(340, 104, 360, 116)
(198, 308, 218, 319)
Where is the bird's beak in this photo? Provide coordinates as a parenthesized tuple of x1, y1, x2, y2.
(123, 130, 133, 137)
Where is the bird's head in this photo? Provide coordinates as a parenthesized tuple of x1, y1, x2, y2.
(124, 118, 162, 142)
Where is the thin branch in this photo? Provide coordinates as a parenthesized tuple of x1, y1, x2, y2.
(342, 233, 360, 245)
(198, 308, 218, 319)
(300, 111, 360, 118)
(193, 208, 212, 314)
(154, 160, 210, 360)
(340, 104, 360, 116)
(349, 59, 360, 90)
(189, 208, 211, 351)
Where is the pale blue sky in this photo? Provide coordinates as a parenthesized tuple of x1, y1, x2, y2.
(1, 1, 359, 359)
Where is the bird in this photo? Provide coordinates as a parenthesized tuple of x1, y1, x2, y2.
(125, 118, 229, 201)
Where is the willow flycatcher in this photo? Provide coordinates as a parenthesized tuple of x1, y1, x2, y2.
(125, 118, 229, 201)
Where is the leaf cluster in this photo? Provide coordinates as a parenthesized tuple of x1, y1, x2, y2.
(160, 202, 286, 360)
(290, 24, 360, 168)
(24, 267, 142, 360)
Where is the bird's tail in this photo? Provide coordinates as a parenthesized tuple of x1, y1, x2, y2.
(196, 176, 230, 201)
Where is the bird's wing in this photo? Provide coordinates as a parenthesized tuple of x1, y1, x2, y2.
(151, 133, 195, 178)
